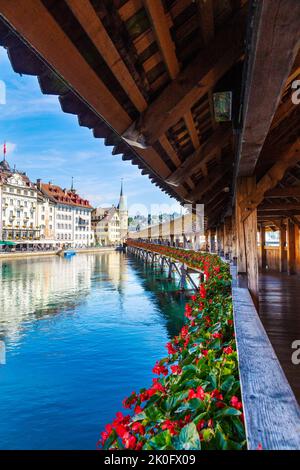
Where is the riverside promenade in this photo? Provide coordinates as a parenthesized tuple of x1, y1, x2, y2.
(0, 247, 116, 261)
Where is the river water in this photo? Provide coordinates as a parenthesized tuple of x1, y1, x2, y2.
(0, 252, 186, 449)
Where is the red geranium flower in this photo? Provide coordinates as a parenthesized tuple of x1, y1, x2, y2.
(131, 422, 145, 436)
(166, 341, 177, 354)
(152, 361, 168, 376)
(162, 419, 179, 436)
(223, 346, 233, 355)
(200, 284, 206, 299)
(230, 395, 243, 410)
(170, 365, 182, 375)
(123, 432, 137, 449)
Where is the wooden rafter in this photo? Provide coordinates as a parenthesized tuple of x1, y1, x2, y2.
(189, 162, 232, 203)
(166, 125, 231, 186)
(257, 210, 300, 217)
(265, 187, 300, 198)
(259, 203, 300, 211)
(125, 5, 247, 146)
(143, 0, 179, 80)
(240, 138, 300, 221)
(65, 0, 147, 113)
(0, 0, 132, 133)
(183, 110, 200, 150)
(236, 0, 300, 177)
(195, 0, 214, 45)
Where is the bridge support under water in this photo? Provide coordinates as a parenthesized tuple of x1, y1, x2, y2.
(127, 244, 204, 291)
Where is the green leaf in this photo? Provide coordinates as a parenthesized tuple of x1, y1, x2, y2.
(215, 407, 242, 418)
(148, 430, 172, 450)
(173, 422, 201, 450)
(208, 371, 217, 388)
(202, 428, 214, 442)
(144, 405, 164, 422)
(215, 424, 228, 450)
(131, 411, 147, 422)
(220, 375, 235, 393)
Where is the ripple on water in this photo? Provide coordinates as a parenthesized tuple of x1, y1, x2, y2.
(0, 252, 185, 449)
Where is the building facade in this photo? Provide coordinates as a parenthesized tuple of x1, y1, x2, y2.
(91, 182, 128, 246)
(0, 158, 93, 248)
(39, 181, 93, 247)
(92, 207, 120, 246)
(0, 159, 40, 243)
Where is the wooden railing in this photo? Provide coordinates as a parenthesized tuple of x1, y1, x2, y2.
(232, 285, 300, 449)
(129, 242, 300, 449)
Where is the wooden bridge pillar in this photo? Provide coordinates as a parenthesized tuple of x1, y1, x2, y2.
(235, 177, 259, 308)
(287, 218, 296, 275)
(279, 223, 287, 272)
(223, 216, 232, 260)
(209, 228, 216, 253)
(259, 224, 267, 270)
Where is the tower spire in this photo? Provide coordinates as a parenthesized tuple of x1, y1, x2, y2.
(118, 178, 126, 211)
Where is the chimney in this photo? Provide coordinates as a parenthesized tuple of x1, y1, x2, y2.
(36, 178, 42, 190)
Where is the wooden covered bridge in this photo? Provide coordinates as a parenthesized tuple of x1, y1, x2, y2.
(0, 0, 300, 448)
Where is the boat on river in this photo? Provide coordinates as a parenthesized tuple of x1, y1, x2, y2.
(56, 249, 76, 258)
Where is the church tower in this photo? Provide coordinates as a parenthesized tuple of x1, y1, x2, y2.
(117, 180, 128, 242)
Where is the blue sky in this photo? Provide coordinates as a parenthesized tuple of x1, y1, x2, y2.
(0, 47, 181, 215)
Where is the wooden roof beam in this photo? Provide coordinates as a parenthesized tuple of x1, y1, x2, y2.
(265, 187, 300, 198)
(184, 110, 200, 150)
(65, 0, 147, 113)
(166, 125, 231, 186)
(257, 210, 300, 217)
(240, 138, 300, 221)
(143, 0, 179, 80)
(124, 5, 248, 147)
(236, 0, 300, 177)
(259, 203, 300, 211)
(189, 162, 232, 202)
(0, 0, 132, 134)
(195, 0, 214, 45)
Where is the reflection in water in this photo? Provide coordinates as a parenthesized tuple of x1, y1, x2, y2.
(0, 252, 185, 449)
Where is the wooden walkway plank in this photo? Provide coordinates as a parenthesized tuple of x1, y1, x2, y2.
(233, 287, 300, 450)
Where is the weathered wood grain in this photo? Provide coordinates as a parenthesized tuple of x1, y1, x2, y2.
(233, 287, 300, 450)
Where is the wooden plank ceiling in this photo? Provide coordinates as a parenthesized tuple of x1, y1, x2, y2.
(0, 0, 299, 228)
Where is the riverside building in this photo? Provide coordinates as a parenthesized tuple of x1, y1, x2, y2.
(0, 157, 40, 245)
(0, 156, 93, 249)
(91, 182, 128, 246)
(39, 181, 93, 248)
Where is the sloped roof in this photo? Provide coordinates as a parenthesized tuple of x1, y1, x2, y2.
(40, 182, 93, 209)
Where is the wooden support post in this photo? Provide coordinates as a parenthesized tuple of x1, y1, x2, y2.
(287, 219, 296, 275)
(216, 225, 223, 255)
(224, 216, 232, 260)
(235, 177, 259, 308)
(279, 223, 287, 273)
(210, 228, 216, 253)
(259, 225, 267, 270)
(170, 218, 175, 246)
